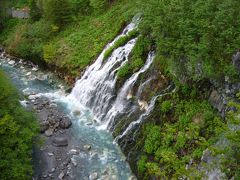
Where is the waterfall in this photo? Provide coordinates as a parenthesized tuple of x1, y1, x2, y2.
(115, 84, 175, 143)
(97, 52, 155, 130)
(68, 18, 140, 121)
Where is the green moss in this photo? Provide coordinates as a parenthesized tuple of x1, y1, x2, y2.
(103, 29, 139, 60)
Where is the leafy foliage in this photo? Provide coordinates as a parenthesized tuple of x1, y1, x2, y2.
(0, 70, 38, 180)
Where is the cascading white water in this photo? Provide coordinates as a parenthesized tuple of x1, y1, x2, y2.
(97, 52, 155, 130)
(68, 18, 140, 121)
(115, 85, 175, 142)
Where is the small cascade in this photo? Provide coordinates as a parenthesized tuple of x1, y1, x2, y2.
(68, 18, 140, 120)
(136, 77, 153, 98)
(98, 52, 155, 130)
(115, 84, 175, 143)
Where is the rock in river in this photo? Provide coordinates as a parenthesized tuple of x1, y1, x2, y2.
(52, 137, 68, 147)
(60, 117, 72, 129)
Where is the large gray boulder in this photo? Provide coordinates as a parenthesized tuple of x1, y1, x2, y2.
(52, 137, 68, 147)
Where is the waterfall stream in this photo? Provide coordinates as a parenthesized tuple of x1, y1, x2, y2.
(115, 84, 175, 143)
(98, 52, 155, 130)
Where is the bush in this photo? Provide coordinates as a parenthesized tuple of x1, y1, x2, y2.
(161, 100, 172, 113)
(0, 70, 38, 180)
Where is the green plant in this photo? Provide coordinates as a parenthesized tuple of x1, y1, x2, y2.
(161, 100, 172, 113)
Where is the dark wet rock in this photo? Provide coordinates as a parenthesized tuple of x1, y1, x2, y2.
(52, 137, 68, 147)
(60, 117, 72, 129)
(73, 110, 81, 116)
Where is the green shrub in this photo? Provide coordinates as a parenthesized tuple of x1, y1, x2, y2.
(161, 100, 172, 113)
(137, 155, 147, 173)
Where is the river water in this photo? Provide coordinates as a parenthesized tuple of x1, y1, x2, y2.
(0, 56, 135, 179)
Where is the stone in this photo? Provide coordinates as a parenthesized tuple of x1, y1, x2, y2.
(72, 110, 81, 116)
(38, 109, 50, 121)
(50, 168, 55, 173)
(89, 172, 98, 180)
(48, 152, 54, 156)
(8, 60, 15, 65)
(69, 149, 79, 155)
(42, 174, 48, 178)
(59, 118, 72, 129)
(58, 172, 65, 179)
(83, 145, 91, 151)
(26, 72, 31, 76)
(45, 128, 54, 137)
(52, 137, 68, 147)
(71, 157, 77, 167)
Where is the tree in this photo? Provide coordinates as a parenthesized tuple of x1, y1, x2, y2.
(43, 0, 73, 27)
(29, 0, 41, 21)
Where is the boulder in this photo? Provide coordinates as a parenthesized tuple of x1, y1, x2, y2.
(72, 110, 81, 116)
(60, 118, 72, 129)
(38, 109, 50, 121)
(52, 137, 68, 147)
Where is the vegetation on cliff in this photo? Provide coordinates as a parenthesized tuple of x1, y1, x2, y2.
(0, 69, 38, 180)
